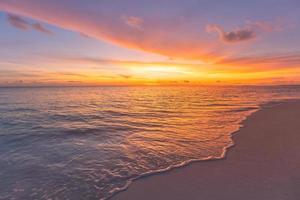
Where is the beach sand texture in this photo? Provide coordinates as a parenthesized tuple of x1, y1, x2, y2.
(112, 101, 300, 200)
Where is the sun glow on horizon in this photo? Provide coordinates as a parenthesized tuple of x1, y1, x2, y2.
(1, 0, 300, 86)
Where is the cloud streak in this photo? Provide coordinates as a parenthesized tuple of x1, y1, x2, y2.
(53, 55, 206, 70)
(6, 14, 53, 35)
(218, 53, 300, 67)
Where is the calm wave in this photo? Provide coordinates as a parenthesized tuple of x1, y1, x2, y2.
(1, 86, 300, 200)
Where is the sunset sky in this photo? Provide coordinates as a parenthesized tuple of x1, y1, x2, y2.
(0, 0, 300, 86)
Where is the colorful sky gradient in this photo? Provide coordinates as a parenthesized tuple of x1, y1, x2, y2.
(0, 0, 300, 86)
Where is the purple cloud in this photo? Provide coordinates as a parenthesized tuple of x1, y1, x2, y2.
(7, 14, 31, 30)
(6, 14, 53, 35)
(206, 20, 282, 44)
(32, 23, 53, 35)
(206, 25, 256, 43)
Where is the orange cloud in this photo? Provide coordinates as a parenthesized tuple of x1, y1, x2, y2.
(0, 1, 220, 61)
(0, 1, 287, 64)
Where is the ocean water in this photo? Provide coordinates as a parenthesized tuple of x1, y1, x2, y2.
(0, 86, 300, 200)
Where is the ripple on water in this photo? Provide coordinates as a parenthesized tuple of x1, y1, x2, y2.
(0, 86, 300, 199)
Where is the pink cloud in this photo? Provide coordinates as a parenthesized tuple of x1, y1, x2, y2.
(121, 15, 143, 29)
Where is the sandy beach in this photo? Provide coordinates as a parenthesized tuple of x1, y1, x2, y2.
(111, 101, 300, 200)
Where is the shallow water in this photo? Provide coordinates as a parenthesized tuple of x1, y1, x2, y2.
(1, 86, 300, 200)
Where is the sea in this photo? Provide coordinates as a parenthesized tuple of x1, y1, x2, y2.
(1, 86, 300, 200)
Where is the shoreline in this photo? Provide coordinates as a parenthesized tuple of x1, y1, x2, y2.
(110, 100, 300, 200)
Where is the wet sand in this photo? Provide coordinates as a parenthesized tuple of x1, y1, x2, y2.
(111, 101, 300, 200)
